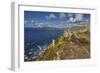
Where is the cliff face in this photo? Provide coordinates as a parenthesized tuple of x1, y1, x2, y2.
(33, 23, 90, 61)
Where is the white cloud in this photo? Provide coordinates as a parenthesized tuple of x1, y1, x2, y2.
(24, 20, 37, 27)
(59, 13, 66, 19)
(67, 17, 75, 23)
(75, 14, 83, 22)
(67, 13, 74, 17)
(38, 22, 44, 25)
(45, 13, 56, 19)
(31, 20, 36, 24)
(34, 22, 49, 28)
(68, 17, 74, 22)
(67, 14, 84, 23)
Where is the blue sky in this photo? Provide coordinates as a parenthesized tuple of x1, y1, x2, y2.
(24, 11, 90, 28)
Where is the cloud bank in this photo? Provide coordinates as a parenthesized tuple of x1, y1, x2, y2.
(45, 13, 56, 19)
(25, 12, 90, 28)
(67, 14, 84, 23)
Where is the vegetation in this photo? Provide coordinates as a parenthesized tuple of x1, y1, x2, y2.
(34, 23, 90, 61)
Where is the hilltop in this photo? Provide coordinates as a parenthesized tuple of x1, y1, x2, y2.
(32, 22, 90, 61)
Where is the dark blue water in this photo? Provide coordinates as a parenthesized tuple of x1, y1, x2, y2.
(24, 28, 64, 61)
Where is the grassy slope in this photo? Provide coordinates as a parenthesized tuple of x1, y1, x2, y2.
(34, 23, 90, 61)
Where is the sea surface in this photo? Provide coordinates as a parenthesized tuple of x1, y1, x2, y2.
(24, 28, 64, 61)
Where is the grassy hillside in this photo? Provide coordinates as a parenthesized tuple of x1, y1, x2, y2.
(33, 23, 90, 61)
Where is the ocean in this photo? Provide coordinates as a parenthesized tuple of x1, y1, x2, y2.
(24, 28, 64, 61)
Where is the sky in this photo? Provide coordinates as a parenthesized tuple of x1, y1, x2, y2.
(24, 11, 90, 28)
